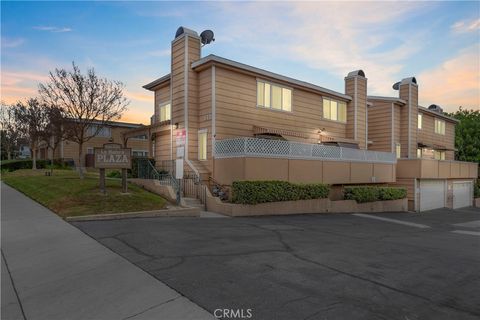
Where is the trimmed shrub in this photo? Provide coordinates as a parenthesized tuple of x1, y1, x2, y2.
(231, 180, 330, 205)
(0, 159, 49, 171)
(344, 186, 407, 203)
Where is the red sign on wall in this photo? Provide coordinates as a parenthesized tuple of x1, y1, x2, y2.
(176, 129, 186, 146)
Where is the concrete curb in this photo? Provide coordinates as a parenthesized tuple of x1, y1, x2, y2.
(65, 207, 200, 222)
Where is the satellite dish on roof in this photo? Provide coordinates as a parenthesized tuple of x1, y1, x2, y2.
(200, 30, 215, 46)
(392, 81, 400, 90)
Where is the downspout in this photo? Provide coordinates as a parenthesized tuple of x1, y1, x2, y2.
(212, 65, 216, 157)
(184, 35, 189, 160)
(408, 85, 411, 158)
(354, 77, 357, 141)
(391, 103, 394, 153)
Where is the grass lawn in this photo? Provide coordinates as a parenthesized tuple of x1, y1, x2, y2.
(2, 169, 167, 217)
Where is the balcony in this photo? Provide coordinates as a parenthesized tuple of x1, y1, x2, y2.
(214, 137, 396, 163)
(396, 158, 478, 179)
(213, 138, 397, 185)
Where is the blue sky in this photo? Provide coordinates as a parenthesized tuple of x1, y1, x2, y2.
(2, 1, 479, 124)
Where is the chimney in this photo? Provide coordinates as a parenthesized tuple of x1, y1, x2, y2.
(398, 77, 418, 158)
(171, 27, 201, 160)
(345, 70, 368, 149)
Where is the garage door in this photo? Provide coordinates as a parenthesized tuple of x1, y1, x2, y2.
(419, 180, 445, 212)
(453, 181, 472, 209)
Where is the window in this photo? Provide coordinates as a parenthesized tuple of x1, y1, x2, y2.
(323, 98, 347, 122)
(86, 125, 111, 138)
(87, 148, 94, 155)
(434, 150, 445, 160)
(396, 143, 401, 159)
(417, 148, 422, 158)
(435, 119, 445, 135)
(257, 80, 292, 112)
(198, 130, 207, 161)
(159, 103, 171, 122)
(418, 114, 423, 129)
(131, 134, 147, 140)
(132, 150, 148, 157)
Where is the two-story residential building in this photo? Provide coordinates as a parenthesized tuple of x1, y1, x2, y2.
(138, 26, 477, 212)
(38, 120, 150, 166)
(368, 80, 477, 211)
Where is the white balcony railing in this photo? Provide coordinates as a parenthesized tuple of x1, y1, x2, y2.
(214, 138, 396, 164)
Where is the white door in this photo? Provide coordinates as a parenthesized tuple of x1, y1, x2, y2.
(453, 181, 472, 209)
(419, 180, 446, 212)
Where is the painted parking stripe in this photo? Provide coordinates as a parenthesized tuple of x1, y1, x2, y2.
(453, 220, 480, 228)
(353, 214, 431, 229)
(451, 230, 480, 237)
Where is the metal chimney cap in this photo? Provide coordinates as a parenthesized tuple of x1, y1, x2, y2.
(175, 26, 198, 38)
(347, 70, 365, 77)
(400, 77, 417, 85)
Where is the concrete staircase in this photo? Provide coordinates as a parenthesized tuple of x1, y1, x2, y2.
(183, 197, 205, 210)
(187, 160, 210, 182)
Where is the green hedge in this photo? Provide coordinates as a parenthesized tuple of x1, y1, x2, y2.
(344, 186, 407, 203)
(231, 180, 330, 205)
(0, 159, 73, 172)
(474, 181, 480, 198)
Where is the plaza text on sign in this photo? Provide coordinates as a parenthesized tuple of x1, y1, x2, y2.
(94, 147, 132, 169)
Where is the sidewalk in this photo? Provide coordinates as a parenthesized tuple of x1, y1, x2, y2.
(0, 183, 214, 320)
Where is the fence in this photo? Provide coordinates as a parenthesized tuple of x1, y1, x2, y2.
(214, 137, 396, 163)
(137, 158, 206, 206)
(136, 159, 181, 204)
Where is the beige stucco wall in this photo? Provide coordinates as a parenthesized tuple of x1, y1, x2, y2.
(213, 157, 395, 185)
(396, 159, 477, 179)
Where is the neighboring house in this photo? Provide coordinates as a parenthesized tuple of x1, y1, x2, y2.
(368, 87, 476, 211)
(17, 144, 31, 159)
(37, 120, 150, 166)
(136, 26, 476, 211)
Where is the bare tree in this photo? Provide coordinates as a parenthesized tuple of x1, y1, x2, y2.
(14, 98, 50, 169)
(39, 62, 129, 178)
(0, 102, 21, 160)
(40, 106, 67, 175)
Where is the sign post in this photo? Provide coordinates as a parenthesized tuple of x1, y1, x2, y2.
(94, 143, 132, 194)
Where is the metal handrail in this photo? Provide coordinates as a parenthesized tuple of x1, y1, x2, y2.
(137, 159, 181, 204)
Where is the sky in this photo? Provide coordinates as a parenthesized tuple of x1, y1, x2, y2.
(1, 1, 479, 125)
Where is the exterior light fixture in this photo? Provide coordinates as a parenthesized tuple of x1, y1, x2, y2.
(174, 123, 179, 129)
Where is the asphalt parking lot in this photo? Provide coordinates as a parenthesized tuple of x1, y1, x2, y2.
(73, 207, 480, 320)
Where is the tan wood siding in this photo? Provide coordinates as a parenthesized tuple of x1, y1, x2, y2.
(367, 102, 393, 152)
(214, 66, 347, 142)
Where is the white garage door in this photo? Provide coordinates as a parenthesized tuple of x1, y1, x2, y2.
(419, 180, 445, 212)
(453, 181, 473, 209)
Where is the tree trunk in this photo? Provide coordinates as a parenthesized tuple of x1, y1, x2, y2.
(78, 142, 85, 179)
(50, 147, 54, 176)
(32, 148, 37, 170)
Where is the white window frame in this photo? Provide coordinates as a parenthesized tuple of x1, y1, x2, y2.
(198, 129, 208, 161)
(256, 79, 292, 112)
(434, 118, 445, 135)
(322, 97, 347, 123)
(130, 134, 148, 140)
(159, 102, 171, 122)
(87, 147, 94, 155)
(418, 113, 423, 129)
(396, 143, 401, 159)
(87, 125, 111, 138)
(434, 150, 445, 160)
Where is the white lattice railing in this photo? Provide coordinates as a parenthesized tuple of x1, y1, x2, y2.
(214, 138, 396, 164)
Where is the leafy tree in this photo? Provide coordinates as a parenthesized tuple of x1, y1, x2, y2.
(0, 102, 21, 160)
(14, 98, 50, 169)
(448, 108, 480, 163)
(40, 106, 67, 175)
(39, 62, 129, 178)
